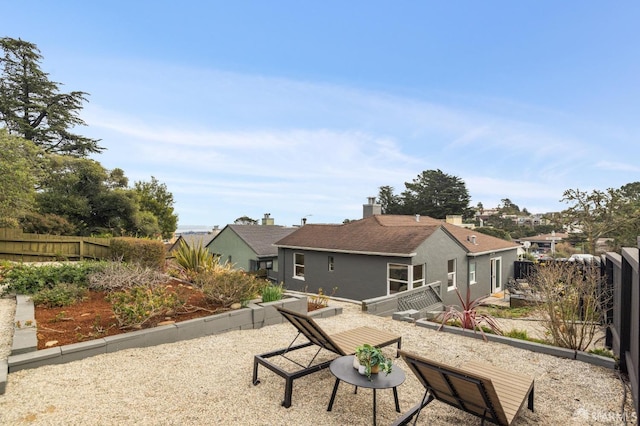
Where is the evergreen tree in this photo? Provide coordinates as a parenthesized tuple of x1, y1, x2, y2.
(399, 169, 473, 219)
(134, 177, 178, 239)
(0, 37, 103, 156)
(0, 129, 45, 227)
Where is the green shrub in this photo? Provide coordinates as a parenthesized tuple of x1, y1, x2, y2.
(261, 283, 284, 303)
(503, 328, 530, 340)
(0, 260, 15, 282)
(31, 283, 88, 308)
(88, 261, 168, 292)
(110, 237, 166, 270)
(194, 269, 262, 308)
(481, 305, 537, 319)
(107, 285, 186, 329)
(589, 348, 615, 359)
(1, 261, 105, 295)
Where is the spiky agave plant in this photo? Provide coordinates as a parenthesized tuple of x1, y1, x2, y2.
(173, 240, 218, 281)
(438, 286, 503, 340)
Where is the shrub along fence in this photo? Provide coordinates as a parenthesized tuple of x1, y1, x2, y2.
(605, 244, 639, 418)
(0, 228, 111, 262)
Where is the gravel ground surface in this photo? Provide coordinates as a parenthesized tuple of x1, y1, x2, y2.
(0, 297, 636, 425)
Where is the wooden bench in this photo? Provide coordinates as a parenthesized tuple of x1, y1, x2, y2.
(393, 349, 534, 425)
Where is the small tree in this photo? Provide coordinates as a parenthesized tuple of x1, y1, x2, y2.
(526, 260, 608, 351)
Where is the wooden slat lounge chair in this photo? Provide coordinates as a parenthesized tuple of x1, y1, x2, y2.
(252, 306, 402, 408)
(392, 349, 534, 425)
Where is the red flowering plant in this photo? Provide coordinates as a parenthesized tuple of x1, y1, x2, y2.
(438, 286, 502, 340)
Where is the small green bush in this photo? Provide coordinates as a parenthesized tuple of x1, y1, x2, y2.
(502, 328, 547, 344)
(1, 261, 105, 295)
(503, 328, 530, 340)
(481, 305, 537, 319)
(107, 285, 186, 329)
(88, 262, 168, 292)
(261, 283, 284, 303)
(589, 348, 615, 359)
(194, 269, 263, 308)
(31, 283, 88, 308)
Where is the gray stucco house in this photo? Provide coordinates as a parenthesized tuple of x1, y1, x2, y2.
(275, 214, 520, 305)
(206, 224, 296, 278)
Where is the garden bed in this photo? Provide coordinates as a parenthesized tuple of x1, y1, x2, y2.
(32, 281, 328, 349)
(34, 280, 221, 349)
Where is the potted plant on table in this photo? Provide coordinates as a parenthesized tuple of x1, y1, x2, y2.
(354, 343, 393, 380)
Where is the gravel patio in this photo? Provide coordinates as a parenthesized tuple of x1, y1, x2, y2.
(0, 296, 635, 425)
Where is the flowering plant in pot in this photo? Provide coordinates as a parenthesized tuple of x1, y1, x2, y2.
(354, 343, 393, 380)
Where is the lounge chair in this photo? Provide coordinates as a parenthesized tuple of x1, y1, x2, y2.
(393, 349, 534, 425)
(252, 306, 402, 408)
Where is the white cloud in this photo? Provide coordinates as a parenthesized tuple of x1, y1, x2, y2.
(595, 161, 640, 173)
(79, 60, 630, 224)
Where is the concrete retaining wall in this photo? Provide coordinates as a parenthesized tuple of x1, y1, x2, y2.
(412, 318, 616, 369)
(2, 293, 339, 393)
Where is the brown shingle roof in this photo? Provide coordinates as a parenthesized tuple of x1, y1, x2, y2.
(275, 215, 519, 255)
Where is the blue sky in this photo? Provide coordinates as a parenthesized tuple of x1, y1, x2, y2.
(4, 2, 639, 230)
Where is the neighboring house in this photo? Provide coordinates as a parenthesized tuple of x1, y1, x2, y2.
(167, 231, 219, 256)
(206, 224, 297, 276)
(515, 232, 568, 256)
(275, 213, 520, 305)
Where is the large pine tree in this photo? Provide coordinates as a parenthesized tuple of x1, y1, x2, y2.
(0, 37, 103, 156)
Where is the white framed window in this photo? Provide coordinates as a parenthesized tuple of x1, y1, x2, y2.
(447, 259, 456, 290)
(388, 263, 425, 294)
(328, 256, 334, 271)
(294, 253, 305, 279)
(388, 263, 409, 293)
(412, 264, 424, 288)
(469, 262, 476, 285)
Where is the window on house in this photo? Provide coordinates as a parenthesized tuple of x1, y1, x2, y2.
(447, 259, 456, 290)
(469, 262, 476, 285)
(328, 256, 334, 271)
(412, 264, 424, 288)
(388, 263, 409, 293)
(294, 253, 305, 279)
(258, 260, 273, 270)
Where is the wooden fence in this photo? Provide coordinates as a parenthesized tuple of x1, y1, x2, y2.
(0, 228, 111, 262)
(605, 244, 639, 418)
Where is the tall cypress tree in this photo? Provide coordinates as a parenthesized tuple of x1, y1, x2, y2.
(0, 37, 103, 156)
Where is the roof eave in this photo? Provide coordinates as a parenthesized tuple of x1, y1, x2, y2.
(275, 244, 416, 257)
(467, 247, 519, 257)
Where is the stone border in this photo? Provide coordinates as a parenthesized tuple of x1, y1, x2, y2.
(411, 317, 616, 370)
(1, 293, 343, 394)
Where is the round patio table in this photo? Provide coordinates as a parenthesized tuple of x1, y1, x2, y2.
(327, 355, 405, 426)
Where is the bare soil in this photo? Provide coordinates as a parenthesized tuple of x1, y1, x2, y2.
(34, 282, 322, 350)
(34, 281, 225, 349)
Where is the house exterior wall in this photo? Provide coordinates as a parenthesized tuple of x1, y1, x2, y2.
(277, 228, 518, 304)
(413, 228, 470, 306)
(207, 228, 256, 271)
(415, 228, 518, 306)
(278, 247, 410, 300)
